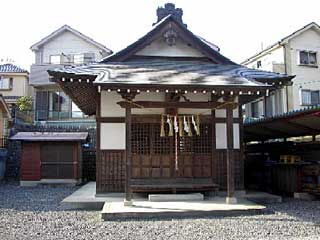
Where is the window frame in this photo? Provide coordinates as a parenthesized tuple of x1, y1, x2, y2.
(298, 50, 318, 67)
(50, 55, 61, 64)
(73, 53, 85, 64)
(0, 76, 13, 90)
(300, 89, 320, 106)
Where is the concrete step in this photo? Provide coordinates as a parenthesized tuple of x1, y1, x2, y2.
(148, 193, 204, 202)
(245, 192, 282, 204)
(101, 198, 266, 220)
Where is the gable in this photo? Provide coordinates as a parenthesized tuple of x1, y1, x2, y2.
(101, 16, 235, 65)
(135, 35, 205, 58)
(41, 30, 106, 63)
(289, 26, 320, 48)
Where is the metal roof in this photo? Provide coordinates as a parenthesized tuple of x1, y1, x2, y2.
(0, 64, 28, 73)
(244, 106, 320, 142)
(49, 60, 291, 88)
(10, 132, 88, 141)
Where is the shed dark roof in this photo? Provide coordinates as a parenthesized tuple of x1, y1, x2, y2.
(0, 64, 28, 73)
(49, 60, 292, 88)
(10, 132, 88, 141)
(244, 106, 320, 142)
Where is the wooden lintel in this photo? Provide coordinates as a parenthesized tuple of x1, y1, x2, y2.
(117, 101, 238, 109)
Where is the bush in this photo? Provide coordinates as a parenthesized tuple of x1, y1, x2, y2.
(16, 96, 33, 111)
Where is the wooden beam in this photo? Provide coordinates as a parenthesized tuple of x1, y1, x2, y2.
(117, 101, 238, 109)
(124, 106, 133, 205)
(285, 120, 319, 134)
(226, 105, 235, 202)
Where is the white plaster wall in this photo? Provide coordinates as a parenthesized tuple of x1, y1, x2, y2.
(40, 31, 104, 64)
(100, 123, 125, 150)
(215, 96, 239, 118)
(233, 123, 240, 149)
(178, 92, 211, 115)
(216, 123, 227, 149)
(246, 46, 285, 72)
(132, 93, 165, 115)
(101, 91, 125, 117)
(135, 37, 205, 57)
(287, 27, 320, 110)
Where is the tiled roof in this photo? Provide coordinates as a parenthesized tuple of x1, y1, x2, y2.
(50, 60, 292, 87)
(10, 132, 88, 141)
(0, 64, 28, 73)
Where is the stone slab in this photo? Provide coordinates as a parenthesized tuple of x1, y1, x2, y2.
(101, 197, 266, 220)
(244, 191, 282, 204)
(148, 193, 204, 202)
(294, 192, 317, 201)
(61, 182, 124, 210)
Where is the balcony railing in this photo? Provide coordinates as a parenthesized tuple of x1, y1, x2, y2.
(15, 110, 90, 122)
(35, 110, 89, 121)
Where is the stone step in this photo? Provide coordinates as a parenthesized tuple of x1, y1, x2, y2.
(148, 193, 204, 202)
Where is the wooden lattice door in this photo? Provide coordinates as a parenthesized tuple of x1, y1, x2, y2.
(131, 122, 212, 179)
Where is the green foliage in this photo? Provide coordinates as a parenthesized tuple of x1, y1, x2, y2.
(16, 96, 33, 111)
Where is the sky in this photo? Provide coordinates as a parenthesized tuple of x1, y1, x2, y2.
(1, 0, 320, 70)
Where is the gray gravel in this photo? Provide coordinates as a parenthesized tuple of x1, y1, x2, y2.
(0, 182, 320, 240)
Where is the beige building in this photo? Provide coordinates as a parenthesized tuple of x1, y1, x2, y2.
(0, 63, 31, 108)
(242, 22, 320, 118)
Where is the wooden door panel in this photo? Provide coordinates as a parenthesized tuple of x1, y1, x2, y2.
(131, 123, 213, 179)
(40, 143, 74, 179)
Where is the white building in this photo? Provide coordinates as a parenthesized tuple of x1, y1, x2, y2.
(242, 22, 320, 118)
(29, 25, 112, 122)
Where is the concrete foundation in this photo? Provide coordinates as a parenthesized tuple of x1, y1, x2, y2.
(148, 193, 204, 202)
(226, 197, 238, 204)
(294, 192, 317, 201)
(20, 179, 80, 187)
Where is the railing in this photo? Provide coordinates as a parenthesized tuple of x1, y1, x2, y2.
(15, 110, 90, 122)
(0, 137, 8, 148)
(35, 110, 89, 121)
(15, 110, 34, 124)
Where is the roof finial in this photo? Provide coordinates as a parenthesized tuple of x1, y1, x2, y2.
(155, 3, 186, 27)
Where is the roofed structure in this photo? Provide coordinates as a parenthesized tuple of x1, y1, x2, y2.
(244, 105, 320, 142)
(10, 132, 88, 141)
(48, 12, 293, 116)
(0, 63, 28, 73)
(47, 3, 295, 204)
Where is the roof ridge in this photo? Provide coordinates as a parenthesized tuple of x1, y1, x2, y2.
(30, 24, 112, 53)
(241, 21, 320, 64)
(100, 15, 235, 64)
(0, 63, 28, 73)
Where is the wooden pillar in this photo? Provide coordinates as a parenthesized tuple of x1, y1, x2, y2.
(226, 104, 237, 204)
(124, 106, 133, 205)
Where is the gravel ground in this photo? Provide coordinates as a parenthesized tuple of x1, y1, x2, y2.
(0, 182, 320, 240)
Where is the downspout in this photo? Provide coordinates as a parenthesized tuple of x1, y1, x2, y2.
(283, 44, 289, 112)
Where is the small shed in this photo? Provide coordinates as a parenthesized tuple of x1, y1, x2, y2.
(11, 132, 88, 186)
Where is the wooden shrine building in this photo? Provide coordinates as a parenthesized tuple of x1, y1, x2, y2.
(48, 3, 293, 204)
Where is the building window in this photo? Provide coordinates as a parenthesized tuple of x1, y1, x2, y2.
(251, 102, 260, 118)
(73, 54, 84, 64)
(50, 55, 61, 64)
(0, 77, 13, 89)
(257, 60, 262, 68)
(299, 51, 317, 66)
(301, 89, 320, 105)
